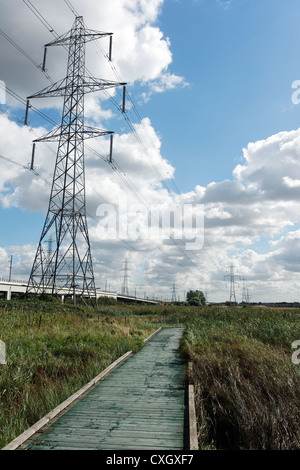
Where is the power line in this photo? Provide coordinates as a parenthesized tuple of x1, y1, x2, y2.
(0, 28, 53, 82)
(0, 153, 51, 186)
(0, 28, 40, 69)
(88, 29, 181, 196)
(23, 0, 58, 37)
(0, 82, 58, 127)
(85, 42, 196, 270)
(64, 0, 79, 17)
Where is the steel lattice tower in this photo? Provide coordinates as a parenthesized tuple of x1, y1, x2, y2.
(121, 258, 130, 296)
(242, 277, 247, 303)
(26, 16, 125, 304)
(171, 282, 177, 302)
(224, 264, 241, 305)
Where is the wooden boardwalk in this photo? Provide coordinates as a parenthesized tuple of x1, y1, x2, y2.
(23, 327, 187, 450)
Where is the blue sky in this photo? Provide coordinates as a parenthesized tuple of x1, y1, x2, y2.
(143, 0, 300, 190)
(1, 0, 300, 302)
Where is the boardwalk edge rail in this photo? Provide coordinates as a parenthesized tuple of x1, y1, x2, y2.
(188, 362, 199, 450)
(2, 327, 162, 451)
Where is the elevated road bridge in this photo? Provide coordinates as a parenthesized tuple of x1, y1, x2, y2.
(0, 279, 158, 305)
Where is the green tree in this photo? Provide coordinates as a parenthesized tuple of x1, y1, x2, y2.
(186, 290, 206, 306)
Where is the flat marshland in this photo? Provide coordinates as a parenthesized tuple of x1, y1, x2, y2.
(0, 299, 299, 450)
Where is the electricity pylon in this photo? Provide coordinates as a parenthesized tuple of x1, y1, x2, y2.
(242, 278, 247, 303)
(121, 258, 131, 296)
(242, 278, 251, 304)
(171, 282, 177, 302)
(26, 16, 125, 305)
(246, 288, 251, 304)
(224, 264, 241, 305)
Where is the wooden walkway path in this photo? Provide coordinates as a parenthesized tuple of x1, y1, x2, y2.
(21, 327, 187, 450)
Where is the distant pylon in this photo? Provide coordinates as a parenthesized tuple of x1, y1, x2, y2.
(224, 264, 241, 305)
(242, 278, 247, 303)
(242, 278, 251, 304)
(171, 282, 177, 302)
(246, 288, 251, 304)
(25, 16, 126, 305)
(121, 258, 131, 296)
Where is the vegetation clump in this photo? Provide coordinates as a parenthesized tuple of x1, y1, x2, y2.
(186, 290, 206, 306)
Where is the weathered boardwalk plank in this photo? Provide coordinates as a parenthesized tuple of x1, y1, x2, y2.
(25, 327, 186, 450)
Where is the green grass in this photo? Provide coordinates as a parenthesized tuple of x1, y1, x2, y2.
(179, 306, 300, 450)
(1, 300, 299, 450)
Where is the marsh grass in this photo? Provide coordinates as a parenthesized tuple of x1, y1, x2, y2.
(180, 307, 300, 449)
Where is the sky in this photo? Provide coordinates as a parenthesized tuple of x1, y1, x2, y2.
(1, 0, 300, 302)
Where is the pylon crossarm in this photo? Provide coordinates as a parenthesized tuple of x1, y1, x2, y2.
(83, 77, 126, 94)
(28, 78, 67, 100)
(28, 77, 125, 100)
(45, 30, 112, 48)
(83, 126, 114, 139)
(33, 125, 114, 143)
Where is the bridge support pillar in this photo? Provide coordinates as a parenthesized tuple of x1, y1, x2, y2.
(6, 288, 11, 301)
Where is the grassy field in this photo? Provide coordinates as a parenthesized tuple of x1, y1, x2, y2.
(0, 299, 299, 450)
